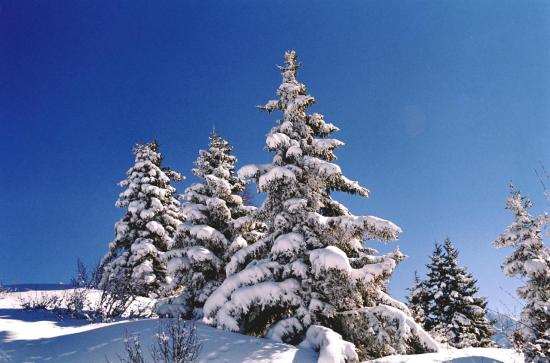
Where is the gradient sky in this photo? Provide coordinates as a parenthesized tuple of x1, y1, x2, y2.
(1, 0, 549, 313)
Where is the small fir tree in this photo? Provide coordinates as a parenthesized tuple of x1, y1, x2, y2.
(100, 141, 185, 298)
(441, 239, 494, 347)
(159, 131, 264, 317)
(494, 188, 550, 362)
(423, 240, 494, 348)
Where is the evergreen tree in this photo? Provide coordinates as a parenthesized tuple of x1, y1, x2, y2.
(423, 240, 494, 348)
(406, 271, 430, 327)
(100, 141, 185, 298)
(424, 243, 446, 332)
(203, 51, 438, 360)
(494, 188, 550, 362)
(442, 239, 494, 347)
(158, 131, 264, 317)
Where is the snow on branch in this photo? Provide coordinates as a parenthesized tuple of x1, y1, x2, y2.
(310, 213, 401, 243)
(238, 163, 272, 179)
(258, 166, 297, 191)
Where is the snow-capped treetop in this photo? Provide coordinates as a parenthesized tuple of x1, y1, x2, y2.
(494, 187, 550, 361)
(250, 50, 397, 243)
(101, 141, 185, 298)
(494, 188, 550, 277)
(192, 131, 244, 191)
(182, 130, 262, 252)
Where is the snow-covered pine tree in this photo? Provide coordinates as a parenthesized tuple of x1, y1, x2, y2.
(203, 51, 438, 360)
(442, 239, 494, 347)
(423, 240, 494, 347)
(406, 271, 430, 327)
(100, 141, 185, 298)
(494, 188, 550, 362)
(158, 131, 264, 318)
(423, 243, 446, 332)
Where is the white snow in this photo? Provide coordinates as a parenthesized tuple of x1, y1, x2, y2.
(146, 220, 166, 236)
(0, 288, 524, 363)
(258, 166, 296, 190)
(369, 347, 523, 362)
(309, 246, 352, 276)
(189, 224, 228, 245)
(186, 246, 221, 266)
(299, 325, 358, 363)
(0, 287, 316, 363)
(271, 232, 304, 256)
(238, 163, 272, 179)
(266, 132, 291, 149)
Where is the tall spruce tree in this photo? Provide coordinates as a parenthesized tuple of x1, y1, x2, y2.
(203, 51, 438, 360)
(494, 188, 550, 362)
(158, 131, 264, 317)
(100, 141, 185, 298)
(422, 240, 494, 348)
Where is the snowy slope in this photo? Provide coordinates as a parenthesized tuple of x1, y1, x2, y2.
(0, 288, 524, 363)
(0, 318, 317, 363)
(368, 348, 523, 362)
(0, 288, 317, 363)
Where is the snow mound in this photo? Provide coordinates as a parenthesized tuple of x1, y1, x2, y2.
(300, 325, 358, 363)
(370, 347, 523, 363)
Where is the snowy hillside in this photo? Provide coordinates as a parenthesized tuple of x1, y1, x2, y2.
(0, 288, 523, 363)
(369, 348, 523, 363)
(0, 288, 316, 363)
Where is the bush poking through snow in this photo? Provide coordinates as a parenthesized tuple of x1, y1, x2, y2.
(0, 283, 9, 298)
(18, 289, 93, 320)
(151, 319, 202, 363)
(71, 258, 91, 288)
(95, 277, 140, 321)
(119, 333, 146, 363)
(19, 292, 62, 311)
(114, 319, 202, 363)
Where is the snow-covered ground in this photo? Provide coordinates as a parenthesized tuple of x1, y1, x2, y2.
(0, 287, 316, 363)
(369, 348, 523, 363)
(0, 287, 523, 363)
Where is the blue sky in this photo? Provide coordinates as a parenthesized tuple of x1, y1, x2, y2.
(1, 0, 549, 312)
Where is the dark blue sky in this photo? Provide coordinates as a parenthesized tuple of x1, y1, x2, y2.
(1, 1, 549, 311)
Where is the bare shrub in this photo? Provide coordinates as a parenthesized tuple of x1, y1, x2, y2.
(115, 319, 201, 363)
(0, 283, 10, 298)
(151, 319, 201, 363)
(93, 276, 138, 322)
(19, 292, 62, 310)
(62, 288, 91, 319)
(119, 332, 146, 363)
(71, 258, 90, 288)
